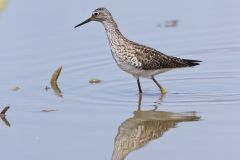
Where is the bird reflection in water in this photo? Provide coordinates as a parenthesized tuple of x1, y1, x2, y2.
(112, 95, 200, 160)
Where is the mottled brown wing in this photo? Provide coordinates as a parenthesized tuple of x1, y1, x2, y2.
(133, 44, 190, 70)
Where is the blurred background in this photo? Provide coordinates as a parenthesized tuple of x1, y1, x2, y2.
(0, 0, 240, 160)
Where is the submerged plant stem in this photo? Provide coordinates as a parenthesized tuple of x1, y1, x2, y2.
(50, 66, 63, 97)
(1, 106, 10, 115)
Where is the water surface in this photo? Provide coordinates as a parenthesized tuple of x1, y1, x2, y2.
(1, 0, 240, 160)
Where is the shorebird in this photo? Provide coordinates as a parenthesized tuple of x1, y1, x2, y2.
(75, 8, 201, 95)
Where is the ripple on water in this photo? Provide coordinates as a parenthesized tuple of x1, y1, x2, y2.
(60, 22, 240, 108)
(62, 66, 240, 107)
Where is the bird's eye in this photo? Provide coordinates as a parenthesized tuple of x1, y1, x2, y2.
(94, 12, 99, 16)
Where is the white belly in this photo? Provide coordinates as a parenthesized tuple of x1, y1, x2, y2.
(116, 60, 172, 78)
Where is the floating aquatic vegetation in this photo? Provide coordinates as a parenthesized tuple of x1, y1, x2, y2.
(41, 109, 58, 112)
(44, 85, 51, 90)
(157, 20, 179, 28)
(51, 66, 62, 84)
(89, 78, 101, 84)
(0, 106, 10, 127)
(0, 106, 9, 115)
(165, 20, 178, 27)
(50, 66, 63, 97)
(11, 86, 20, 91)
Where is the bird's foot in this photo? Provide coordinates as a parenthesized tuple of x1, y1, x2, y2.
(160, 88, 167, 96)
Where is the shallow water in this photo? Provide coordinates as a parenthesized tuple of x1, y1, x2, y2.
(1, 0, 240, 160)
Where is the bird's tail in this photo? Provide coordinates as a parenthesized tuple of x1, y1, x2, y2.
(182, 59, 202, 67)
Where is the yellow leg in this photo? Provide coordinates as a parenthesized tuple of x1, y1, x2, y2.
(152, 76, 167, 95)
(160, 87, 167, 96)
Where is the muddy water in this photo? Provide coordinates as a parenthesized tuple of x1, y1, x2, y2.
(1, 0, 240, 160)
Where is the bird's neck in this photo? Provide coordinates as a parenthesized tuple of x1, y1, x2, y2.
(102, 19, 127, 47)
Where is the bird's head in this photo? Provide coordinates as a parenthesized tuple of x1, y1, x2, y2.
(74, 8, 113, 28)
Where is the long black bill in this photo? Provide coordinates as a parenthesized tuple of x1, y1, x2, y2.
(74, 18, 92, 28)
